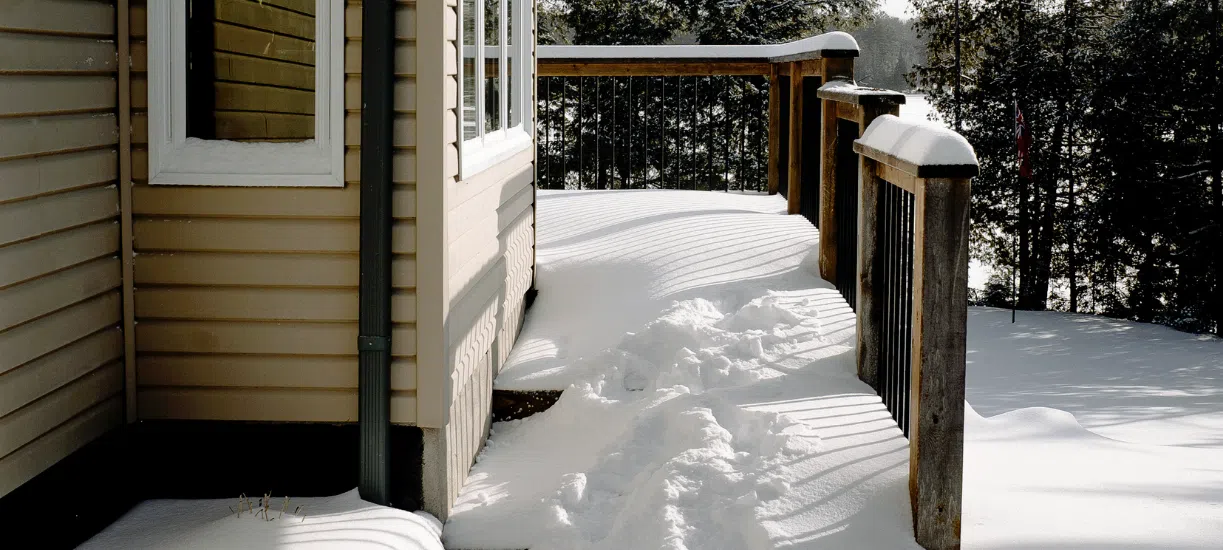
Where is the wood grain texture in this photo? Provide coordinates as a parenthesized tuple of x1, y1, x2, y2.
(909, 177, 969, 550)
(855, 157, 882, 391)
(767, 66, 781, 196)
(786, 62, 803, 214)
(818, 98, 839, 282)
(538, 61, 770, 77)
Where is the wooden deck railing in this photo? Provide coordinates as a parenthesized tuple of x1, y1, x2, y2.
(537, 34, 978, 550)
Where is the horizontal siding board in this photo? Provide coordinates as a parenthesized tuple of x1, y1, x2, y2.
(346, 113, 415, 147)
(447, 163, 533, 242)
(133, 218, 360, 253)
(345, 76, 416, 112)
(0, 75, 116, 116)
(0, 32, 117, 73)
(135, 252, 360, 288)
(0, 186, 119, 247)
(132, 183, 360, 218)
(0, 114, 118, 161)
(0, 0, 116, 36)
(214, 111, 314, 140)
(136, 320, 357, 355)
(0, 329, 123, 418)
(0, 149, 118, 204)
(392, 255, 417, 288)
(390, 391, 418, 425)
(137, 388, 358, 422)
(213, 82, 315, 115)
(214, 22, 315, 65)
(0, 362, 123, 459)
(0, 256, 121, 331)
(134, 252, 417, 289)
(136, 355, 417, 391)
(346, 42, 415, 76)
(135, 287, 362, 322)
(0, 222, 118, 288)
(138, 355, 357, 389)
(345, 4, 415, 40)
(344, 149, 417, 184)
(0, 292, 121, 375)
(0, 397, 122, 497)
(215, 0, 316, 41)
(215, 52, 315, 91)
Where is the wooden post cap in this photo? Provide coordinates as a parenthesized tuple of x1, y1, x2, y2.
(816, 80, 907, 106)
(852, 115, 979, 179)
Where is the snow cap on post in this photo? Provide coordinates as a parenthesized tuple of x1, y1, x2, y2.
(853, 114, 979, 178)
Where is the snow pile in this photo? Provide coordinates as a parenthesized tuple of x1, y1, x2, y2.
(964, 401, 1223, 549)
(81, 489, 444, 549)
(858, 114, 978, 167)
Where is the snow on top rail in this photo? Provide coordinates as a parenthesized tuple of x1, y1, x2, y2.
(853, 114, 979, 179)
(816, 79, 907, 106)
(537, 31, 859, 63)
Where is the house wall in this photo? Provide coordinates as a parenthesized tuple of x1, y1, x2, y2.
(127, 0, 420, 424)
(0, 0, 126, 498)
(417, 0, 537, 519)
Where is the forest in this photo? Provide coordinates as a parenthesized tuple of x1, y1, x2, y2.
(534, 0, 1221, 336)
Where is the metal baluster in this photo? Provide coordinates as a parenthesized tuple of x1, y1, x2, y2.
(628, 77, 633, 188)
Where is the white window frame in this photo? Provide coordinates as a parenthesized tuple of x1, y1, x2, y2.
(147, 0, 344, 187)
(457, 0, 534, 179)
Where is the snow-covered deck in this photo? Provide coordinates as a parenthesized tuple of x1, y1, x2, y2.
(445, 189, 1223, 549)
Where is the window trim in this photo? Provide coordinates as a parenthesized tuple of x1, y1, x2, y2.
(457, 0, 533, 180)
(147, 0, 345, 187)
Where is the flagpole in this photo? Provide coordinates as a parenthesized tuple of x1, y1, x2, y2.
(1013, 99, 1019, 323)
(954, 0, 962, 132)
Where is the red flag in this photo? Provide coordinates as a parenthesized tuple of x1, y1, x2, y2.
(1016, 105, 1033, 179)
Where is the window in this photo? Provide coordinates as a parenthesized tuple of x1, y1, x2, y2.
(459, 0, 532, 178)
(148, 0, 344, 187)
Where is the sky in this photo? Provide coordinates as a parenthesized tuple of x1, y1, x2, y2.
(880, 0, 913, 18)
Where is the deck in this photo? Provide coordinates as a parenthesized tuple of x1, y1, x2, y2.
(445, 189, 921, 549)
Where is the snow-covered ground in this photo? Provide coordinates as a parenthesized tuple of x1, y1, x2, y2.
(445, 189, 1223, 549)
(81, 490, 444, 549)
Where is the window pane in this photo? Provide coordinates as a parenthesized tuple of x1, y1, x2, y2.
(185, 0, 316, 142)
(507, 0, 516, 127)
(484, 0, 502, 133)
(462, 0, 478, 140)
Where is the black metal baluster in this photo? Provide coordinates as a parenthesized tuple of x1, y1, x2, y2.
(627, 77, 633, 189)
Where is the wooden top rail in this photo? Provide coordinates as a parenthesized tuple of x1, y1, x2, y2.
(538, 31, 859, 77)
(816, 79, 907, 107)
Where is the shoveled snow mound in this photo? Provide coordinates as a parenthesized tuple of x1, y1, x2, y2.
(966, 307, 1223, 448)
(81, 489, 444, 549)
(447, 292, 918, 550)
(963, 402, 1223, 549)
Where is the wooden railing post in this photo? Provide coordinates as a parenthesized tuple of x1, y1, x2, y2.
(787, 62, 803, 214)
(768, 65, 781, 195)
(817, 82, 904, 287)
(855, 154, 882, 390)
(909, 174, 970, 550)
(853, 115, 977, 550)
(819, 96, 840, 282)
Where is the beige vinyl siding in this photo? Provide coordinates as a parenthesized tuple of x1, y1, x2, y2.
(128, 0, 419, 424)
(419, 0, 536, 519)
(0, 0, 125, 498)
